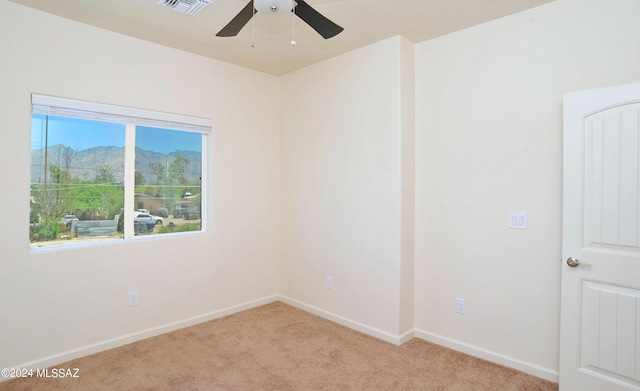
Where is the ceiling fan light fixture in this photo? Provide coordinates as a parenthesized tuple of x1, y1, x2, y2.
(254, 0, 293, 15)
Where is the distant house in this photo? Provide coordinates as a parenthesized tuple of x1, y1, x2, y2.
(173, 193, 200, 218)
(134, 193, 163, 215)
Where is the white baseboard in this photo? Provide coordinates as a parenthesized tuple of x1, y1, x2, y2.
(4, 295, 279, 380)
(3, 295, 558, 386)
(278, 295, 414, 346)
(413, 328, 559, 383)
(278, 297, 557, 383)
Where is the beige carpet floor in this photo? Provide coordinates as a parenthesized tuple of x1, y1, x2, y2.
(1, 302, 558, 390)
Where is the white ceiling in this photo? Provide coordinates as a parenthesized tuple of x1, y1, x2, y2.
(7, 0, 553, 76)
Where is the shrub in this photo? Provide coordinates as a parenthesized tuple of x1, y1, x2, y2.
(37, 224, 61, 241)
(158, 222, 200, 234)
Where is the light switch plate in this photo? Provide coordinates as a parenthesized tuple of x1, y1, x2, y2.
(128, 291, 139, 306)
(509, 212, 527, 229)
(456, 298, 466, 314)
(326, 276, 333, 290)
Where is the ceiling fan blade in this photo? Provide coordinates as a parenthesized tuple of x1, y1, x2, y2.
(294, 0, 343, 39)
(216, 1, 255, 37)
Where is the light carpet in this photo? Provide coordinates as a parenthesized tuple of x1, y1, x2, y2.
(1, 302, 558, 390)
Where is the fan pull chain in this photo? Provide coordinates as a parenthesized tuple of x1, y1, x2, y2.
(251, 5, 256, 47)
(291, 1, 297, 46)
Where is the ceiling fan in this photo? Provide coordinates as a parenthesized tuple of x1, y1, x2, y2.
(216, 0, 343, 39)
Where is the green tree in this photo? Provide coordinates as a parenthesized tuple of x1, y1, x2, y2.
(169, 154, 190, 185)
(94, 164, 116, 184)
(69, 182, 123, 220)
(43, 163, 73, 221)
(30, 184, 62, 240)
(61, 146, 77, 177)
(148, 155, 193, 209)
(135, 170, 146, 186)
(49, 164, 72, 186)
(148, 162, 164, 185)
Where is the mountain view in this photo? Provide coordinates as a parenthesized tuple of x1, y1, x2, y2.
(31, 144, 202, 184)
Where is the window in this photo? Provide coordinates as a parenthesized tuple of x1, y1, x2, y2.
(29, 94, 211, 248)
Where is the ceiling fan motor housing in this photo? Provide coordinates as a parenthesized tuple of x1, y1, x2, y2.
(254, 0, 294, 15)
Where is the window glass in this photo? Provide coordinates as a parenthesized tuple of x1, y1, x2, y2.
(134, 126, 202, 235)
(30, 114, 125, 245)
(29, 96, 209, 249)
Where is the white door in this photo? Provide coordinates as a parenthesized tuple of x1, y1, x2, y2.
(560, 81, 640, 391)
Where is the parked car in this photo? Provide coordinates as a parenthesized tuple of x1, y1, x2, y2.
(157, 208, 169, 218)
(134, 212, 163, 225)
(137, 209, 150, 214)
(173, 205, 187, 218)
(61, 214, 79, 228)
(184, 209, 200, 220)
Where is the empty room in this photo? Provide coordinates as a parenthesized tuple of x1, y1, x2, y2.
(1, 0, 639, 389)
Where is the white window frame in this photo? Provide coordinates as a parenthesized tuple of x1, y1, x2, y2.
(31, 94, 211, 247)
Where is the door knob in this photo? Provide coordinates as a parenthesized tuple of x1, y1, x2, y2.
(566, 257, 591, 268)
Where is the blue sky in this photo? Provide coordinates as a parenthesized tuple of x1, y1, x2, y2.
(136, 126, 201, 154)
(31, 114, 201, 154)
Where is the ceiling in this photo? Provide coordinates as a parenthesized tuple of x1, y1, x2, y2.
(7, 0, 553, 76)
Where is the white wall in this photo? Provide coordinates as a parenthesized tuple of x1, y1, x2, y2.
(279, 36, 415, 340)
(414, 0, 640, 380)
(3, 0, 640, 383)
(0, 1, 280, 369)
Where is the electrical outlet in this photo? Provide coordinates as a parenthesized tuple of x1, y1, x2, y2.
(455, 298, 465, 314)
(326, 276, 333, 290)
(128, 291, 139, 306)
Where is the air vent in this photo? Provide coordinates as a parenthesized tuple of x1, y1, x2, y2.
(158, 0, 213, 16)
